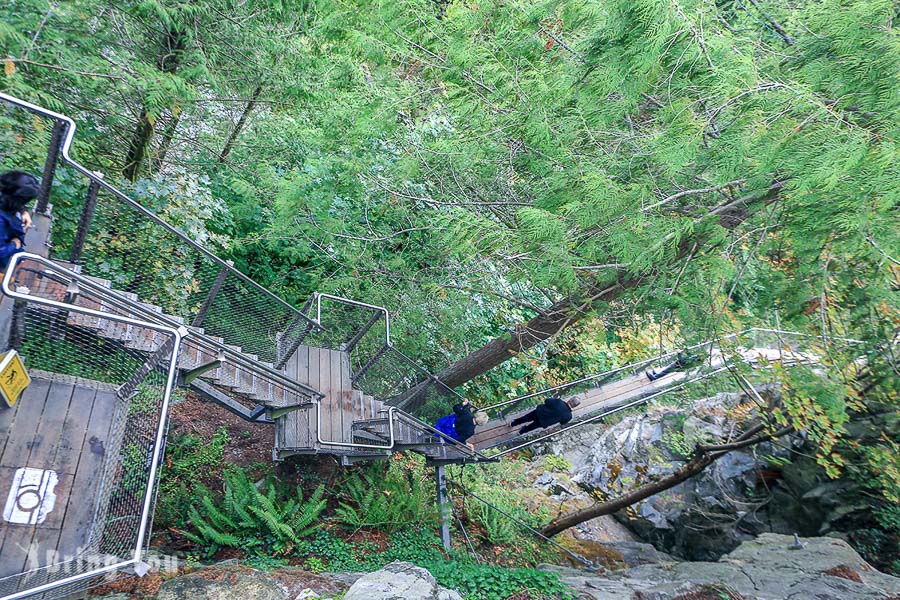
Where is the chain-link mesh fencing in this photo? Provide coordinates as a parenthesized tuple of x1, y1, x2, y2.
(0, 256, 180, 599)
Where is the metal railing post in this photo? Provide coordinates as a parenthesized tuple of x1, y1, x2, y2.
(436, 465, 451, 551)
(35, 120, 66, 214)
(70, 175, 102, 263)
(191, 260, 232, 328)
(342, 309, 382, 354)
(7, 297, 27, 351)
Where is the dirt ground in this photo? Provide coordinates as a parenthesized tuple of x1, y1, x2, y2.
(168, 391, 275, 468)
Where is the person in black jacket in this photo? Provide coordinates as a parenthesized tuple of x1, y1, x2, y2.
(435, 399, 488, 451)
(510, 397, 581, 435)
(0, 171, 38, 272)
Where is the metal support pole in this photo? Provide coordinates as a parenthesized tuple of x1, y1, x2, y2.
(342, 309, 382, 354)
(436, 465, 451, 551)
(70, 176, 102, 263)
(35, 120, 66, 215)
(275, 312, 316, 370)
(191, 261, 232, 328)
(7, 297, 27, 352)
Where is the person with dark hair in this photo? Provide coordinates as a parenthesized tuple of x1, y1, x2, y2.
(434, 399, 489, 451)
(645, 351, 701, 381)
(0, 170, 39, 272)
(510, 397, 581, 435)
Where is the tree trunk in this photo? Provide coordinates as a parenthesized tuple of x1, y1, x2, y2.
(123, 110, 155, 181)
(218, 84, 263, 164)
(541, 452, 717, 537)
(152, 110, 182, 172)
(122, 27, 185, 181)
(396, 183, 784, 409)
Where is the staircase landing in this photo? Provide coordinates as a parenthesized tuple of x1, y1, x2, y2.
(0, 372, 124, 595)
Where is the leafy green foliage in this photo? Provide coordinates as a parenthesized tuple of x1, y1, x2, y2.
(335, 460, 436, 532)
(453, 462, 551, 546)
(155, 428, 229, 530)
(298, 528, 575, 599)
(183, 468, 326, 557)
(424, 561, 576, 600)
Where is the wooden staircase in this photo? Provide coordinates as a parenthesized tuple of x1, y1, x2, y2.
(15, 258, 317, 414)
(277, 344, 483, 464)
(12, 255, 483, 464)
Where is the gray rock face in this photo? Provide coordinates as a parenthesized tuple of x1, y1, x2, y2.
(542, 533, 900, 600)
(154, 569, 287, 600)
(343, 562, 463, 600)
(565, 392, 799, 559)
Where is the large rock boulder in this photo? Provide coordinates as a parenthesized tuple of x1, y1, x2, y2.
(343, 562, 463, 600)
(542, 533, 900, 600)
(563, 392, 800, 559)
(154, 569, 286, 600)
(93, 564, 356, 599)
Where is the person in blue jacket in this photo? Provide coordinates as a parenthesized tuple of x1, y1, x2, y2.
(0, 171, 39, 272)
(435, 399, 488, 451)
(511, 396, 581, 435)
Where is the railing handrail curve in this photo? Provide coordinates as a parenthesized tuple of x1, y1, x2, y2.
(0, 92, 318, 331)
(9, 253, 323, 402)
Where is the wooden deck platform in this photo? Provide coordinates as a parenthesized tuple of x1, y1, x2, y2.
(0, 372, 124, 594)
(276, 345, 382, 457)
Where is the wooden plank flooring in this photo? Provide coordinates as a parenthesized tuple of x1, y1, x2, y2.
(0, 374, 121, 592)
(276, 345, 355, 453)
(470, 369, 688, 450)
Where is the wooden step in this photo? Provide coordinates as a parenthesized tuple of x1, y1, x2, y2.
(217, 345, 243, 388)
(124, 302, 164, 351)
(235, 353, 260, 396)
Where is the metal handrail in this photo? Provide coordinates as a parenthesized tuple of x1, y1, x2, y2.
(0, 92, 319, 332)
(317, 405, 397, 449)
(492, 365, 732, 457)
(477, 326, 856, 415)
(309, 293, 469, 407)
(313, 292, 392, 347)
(1, 252, 183, 598)
(393, 408, 491, 461)
(10, 253, 323, 403)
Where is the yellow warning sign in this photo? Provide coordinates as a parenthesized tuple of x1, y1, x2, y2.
(0, 350, 31, 409)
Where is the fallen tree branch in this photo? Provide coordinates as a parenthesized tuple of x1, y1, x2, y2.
(540, 425, 793, 537)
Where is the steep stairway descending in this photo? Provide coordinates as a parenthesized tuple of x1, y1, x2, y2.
(470, 345, 819, 450)
(12, 257, 321, 416)
(276, 343, 486, 464)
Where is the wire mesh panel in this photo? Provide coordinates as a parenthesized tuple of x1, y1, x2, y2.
(0, 256, 179, 599)
(0, 95, 316, 367)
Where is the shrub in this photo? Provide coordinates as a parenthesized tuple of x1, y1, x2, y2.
(183, 468, 326, 557)
(335, 461, 435, 531)
(423, 561, 576, 600)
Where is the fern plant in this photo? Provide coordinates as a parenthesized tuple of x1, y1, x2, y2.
(182, 468, 326, 557)
(335, 463, 435, 532)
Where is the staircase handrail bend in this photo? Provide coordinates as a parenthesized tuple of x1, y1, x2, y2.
(0, 92, 319, 333)
(1, 252, 184, 596)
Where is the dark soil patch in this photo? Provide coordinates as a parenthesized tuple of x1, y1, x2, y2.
(345, 528, 391, 552)
(823, 564, 864, 583)
(169, 391, 274, 469)
(89, 566, 189, 598)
